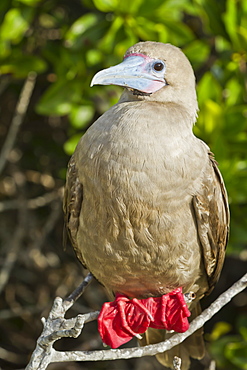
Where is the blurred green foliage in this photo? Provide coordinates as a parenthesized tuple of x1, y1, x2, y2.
(208, 316, 247, 369)
(0, 0, 246, 368)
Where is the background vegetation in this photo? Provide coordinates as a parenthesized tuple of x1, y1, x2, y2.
(0, 0, 246, 369)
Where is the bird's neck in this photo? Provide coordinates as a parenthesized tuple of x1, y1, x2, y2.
(119, 87, 198, 124)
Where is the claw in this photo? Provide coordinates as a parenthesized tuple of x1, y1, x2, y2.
(135, 334, 142, 339)
(132, 298, 154, 321)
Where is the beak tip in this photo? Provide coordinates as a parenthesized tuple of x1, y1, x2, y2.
(90, 78, 95, 87)
(90, 73, 101, 87)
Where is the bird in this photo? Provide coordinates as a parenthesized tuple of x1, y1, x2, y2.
(63, 41, 229, 369)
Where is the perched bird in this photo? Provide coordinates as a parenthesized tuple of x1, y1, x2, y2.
(64, 41, 229, 369)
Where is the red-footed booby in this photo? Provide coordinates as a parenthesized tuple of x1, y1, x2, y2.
(64, 41, 229, 369)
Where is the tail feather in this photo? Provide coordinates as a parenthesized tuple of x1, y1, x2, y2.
(139, 304, 205, 370)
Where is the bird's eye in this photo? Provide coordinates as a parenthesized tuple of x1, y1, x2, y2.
(153, 62, 164, 71)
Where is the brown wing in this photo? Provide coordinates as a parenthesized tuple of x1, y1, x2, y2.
(63, 155, 86, 267)
(193, 152, 230, 294)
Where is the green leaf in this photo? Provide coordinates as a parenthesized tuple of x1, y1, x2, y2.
(239, 26, 247, 45)
(0, 8, 30, 42)
(225, 341, 247, 369)
(64, 133, 83, 155)
(237, 316, 247, 341)
(198, 99, 223, 134)
(138, 0, 167, 17)
(92, 0, 118, 12)
(184, 41, 210, 69)
(117, 0, 143, 15)
(209, 335, 241, 368)
(15, 0, 42, 5)
(131, 17, 159, 41)
(200, 0, 228, 40)
(197, 72, 222, 106)
(65, 15, 108, 51)
(225, 77, 243, 106)
(224, 105, 247, 137)
(69, 105, 95, 129)
(0, 39, 11, 58)
(86, 49, 103, 66)
(98, 16, 123, 52)
(208, 321, 232, 341)
(162, 20, 194, 44)
(240, 327, 247, 342)
(222, 0, 242, 49)
(36, 80, 82, 116)
(0, 54, 47, 77)
(65, 13, 99, 45)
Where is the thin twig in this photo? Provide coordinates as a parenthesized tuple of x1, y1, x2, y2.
(0, 187, 63, 212)
(0, 346, 25, 364)
(0, 71, 37, 175)
(30, 199, 62, 252)
(64, 272, 94, 309)
(0, 75, 11, 96)
(0, 197, 28, 294)
(0, 305, 42, 320)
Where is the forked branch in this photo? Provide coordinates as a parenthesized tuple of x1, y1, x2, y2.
(26, 272, 247, 370)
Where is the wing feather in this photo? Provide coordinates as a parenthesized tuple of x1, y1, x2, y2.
(193, 152, 229, 293)
(63, 155, 86, 267)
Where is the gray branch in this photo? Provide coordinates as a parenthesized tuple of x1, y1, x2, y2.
(26, 272, 247, 370)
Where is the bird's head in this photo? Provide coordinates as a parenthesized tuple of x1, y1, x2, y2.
(91, 41, 198, 117)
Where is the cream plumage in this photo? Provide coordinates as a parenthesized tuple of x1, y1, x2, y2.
(64, 42, 229, 369)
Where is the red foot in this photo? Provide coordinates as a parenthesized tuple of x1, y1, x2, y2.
(98, 287, 190, 348)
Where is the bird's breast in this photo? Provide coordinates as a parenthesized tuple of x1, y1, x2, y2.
(75, 102, 208, 297)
